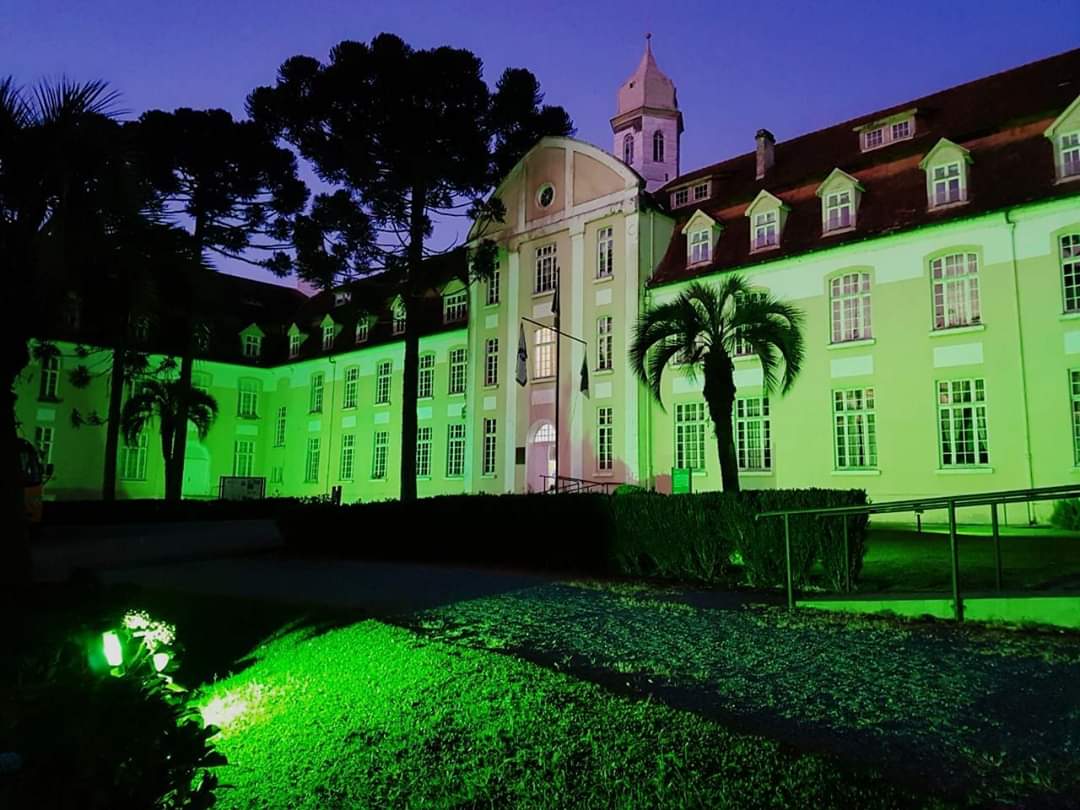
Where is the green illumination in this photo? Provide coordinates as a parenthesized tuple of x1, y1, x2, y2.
(152, 652, 170, 672)
(102, 630, 123, 667)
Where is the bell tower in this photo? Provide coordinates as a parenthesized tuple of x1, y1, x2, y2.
(611, 34, 682, 192)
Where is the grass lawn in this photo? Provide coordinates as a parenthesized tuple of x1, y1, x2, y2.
(858, 524, 1080, 593)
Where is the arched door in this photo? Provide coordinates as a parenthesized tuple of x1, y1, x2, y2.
(527, 421, 556, 492)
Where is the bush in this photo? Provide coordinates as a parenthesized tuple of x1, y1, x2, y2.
(1050, 498, 1080, 531)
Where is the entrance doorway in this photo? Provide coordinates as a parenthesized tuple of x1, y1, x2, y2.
(527, 421, 556, 492)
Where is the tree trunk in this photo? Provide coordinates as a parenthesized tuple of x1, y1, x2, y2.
(1, 334, 32, 588)
(702, 352, 740, 493)
(101, 308, 130, 501)
(165, 224, 203, 502)
(398, 184, 426, 503)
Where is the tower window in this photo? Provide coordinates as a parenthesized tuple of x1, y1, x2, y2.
(623, 133, 634, 164)
(652, 130, 664, 163)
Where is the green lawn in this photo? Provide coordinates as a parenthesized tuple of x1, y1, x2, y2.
(857, 524, 1080, 593)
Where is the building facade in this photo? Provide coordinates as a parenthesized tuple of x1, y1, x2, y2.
(17, 45, 1080, 521)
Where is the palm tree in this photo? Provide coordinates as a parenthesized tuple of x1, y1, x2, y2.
(120, 379, 218, 489)
(631, 276, 804, 493)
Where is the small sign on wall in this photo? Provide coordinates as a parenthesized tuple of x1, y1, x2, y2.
(219, 476, 266, 500)
(671, 467, 693, 495)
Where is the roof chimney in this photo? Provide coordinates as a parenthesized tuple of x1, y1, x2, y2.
(755, 129, 775, 180)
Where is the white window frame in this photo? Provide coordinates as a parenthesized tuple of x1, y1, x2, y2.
(486, 263, 500, 306)
(274, 405, 287, 447)
(304, 437, 320, 483)
(830, 272, 873, 343)
(674, 402, 706, 471)
(1061, 233, 1080, 313)
(237, 378, 259, 419)
(343, 365, 360, 409)
(860, 115, 915, 152)
(833, 388, 877, 470)
(596, 226, 614, 279)
(39, 355, 60, 400)
(416, 425, 432, 478)
(862, 127, 884, 150)
(937, 378, 989, 467)
(418, 352, 435, 399)
(310, 372, 324, 413)
(339, 433, 355, 481)
(482, 417, 497, 477)
(597, 316, 613, 371)
(446, 423, 465, 478)
(1060, 131, 1080, 180)
(734, 396, 772, 472)
(34, 425, 54, 466)
(484, 338, 499, 387)
(1071, 370, 1080, 466)
(233, 440, 255, 477)
(930, 161, 966, 207)
(688, 229, 711, 265)
(242, 334, 262, 359)
(732, 291, 765, 357)
(120, 431, 148, 481)
(443, 289, 468, 324)
(392, 301, 406, 336)
(321, 322, 335, 351)
(289, 333, 302, 358)
(448, 347, 467, 395)
(824, 190, 854, 233)
(931, 252, 981, 330)
(692, 182, 710, 201)
(375, 360, 392, 405)
(534, 243, 557, 294)
(355, 319, 369, 343)
(752, 210, 778, 251)
(534, 327, 555, 379)
(371, 431, 388, 480)
(596, 407, 613, 473)
(671, 188, 690, 208)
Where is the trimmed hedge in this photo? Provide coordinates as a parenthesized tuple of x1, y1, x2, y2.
(1050, 498, 1080, 531)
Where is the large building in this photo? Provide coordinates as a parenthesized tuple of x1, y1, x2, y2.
(17, 44, 1080, 520)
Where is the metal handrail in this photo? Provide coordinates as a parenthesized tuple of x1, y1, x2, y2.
(755, 484, 1080, 619)
(539, 474, 621, 495)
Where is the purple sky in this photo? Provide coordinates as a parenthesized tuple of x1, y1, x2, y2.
(8, 0, 1077, 286)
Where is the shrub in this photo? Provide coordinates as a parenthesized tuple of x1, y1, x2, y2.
(1050, 498, 1080, 531)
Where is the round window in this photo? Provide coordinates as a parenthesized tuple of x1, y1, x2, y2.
(537, 183, 555, 208)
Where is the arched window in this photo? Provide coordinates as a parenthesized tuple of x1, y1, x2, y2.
(653, 130, 664, 163)
(622, 133, 634, 164)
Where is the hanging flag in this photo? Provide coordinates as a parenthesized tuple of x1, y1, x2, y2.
(551, 270, 560, 317)
(516, 323, 528, 387)
(580, 354, 590, 398)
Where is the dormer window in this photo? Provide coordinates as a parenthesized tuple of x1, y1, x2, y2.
(242, 334, 262, 359)
(289, 332, 302, 359)
(194, 323, 211, 354)
(891, 120, 911, 140)
(920, 139, 972, 210)
(816, 169, 864, 236)
(692, 182, 709, 201)
(334, 290, 352, 307)
(744, 190, 789, 253)
(392, 300, 406, 335)
(1060, 132, 1080, 179)
(753, 212, 778, 250)
(355, 318, 369, 343)
(689, 229, 711, 264)
(825, 192, 853, 232)
(322, 321, 336, 351)
(1045, 95, 1080, 182)
(858, 111, 916, 152)
(443, 289, 468, 324)
(672, 188, 689, 208)
(863, 128, 884, 150)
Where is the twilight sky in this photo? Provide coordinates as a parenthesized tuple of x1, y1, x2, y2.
(7, 0, 1077, 286)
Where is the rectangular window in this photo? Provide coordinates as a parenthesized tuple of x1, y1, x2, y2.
(830, 272, 873, 342)
(735, 396, 772, 472)
(534, 243, 557, 293)
(270, 466, 284, 484)
(449, 348, 467, 395)
(343, 366, 359, 409)
(120, 432, 148, 481)
(824, 190, 853, 232)
(274, 405, 287, 447)
(392, 302, 406, 336)
(597, 407, 613, 472)
(375, 360, 392, 404)
(486, 263, 500, 306)
(371, 432, 389, 479)
(355, 319, 369, 343)
(689, 229, 711, 264)
(753, 211, 778, 250)
(1062, 233, 1080, 313)
(833, 388, 877, 469)
(674, 402, 706, 471)
(242, 334, 262, 359)
(304, 437, 320, 483)
(334, 291, 351, 307)
(339, 433, 355, 481)
(931, 162, 964, 206)
(484, 338, 499, 387)
(597, 316, 613, 371)
(192, 372, 211, 393)
(672, 188, 689, 207)
(446, 424, 465, 477)
(238, 378, 259, 418)
(443, 290, 468, 324)
(733, 291, 765, 357)
(322, 323, 335, 351)
(310, 372, 324, 413)
(39, 355, 60, 400)
(693, 182, 709, 201)
(938, 379, 989, 466)
(931, 253, 980, 329)
(1061, 132, 1080, 178)
(863, 128, 884, 150)
(34, 425, 54, 465)
(596, 226, 614, 278)
(416, 426, 432, 478)
(534, 328, 555, 379)
(482, 417, 497, 476)
(892, 120, 910, 140)
(233, 440, 255, 477)
(418, 353, 435, 399)
(289, 333, 302, 358)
